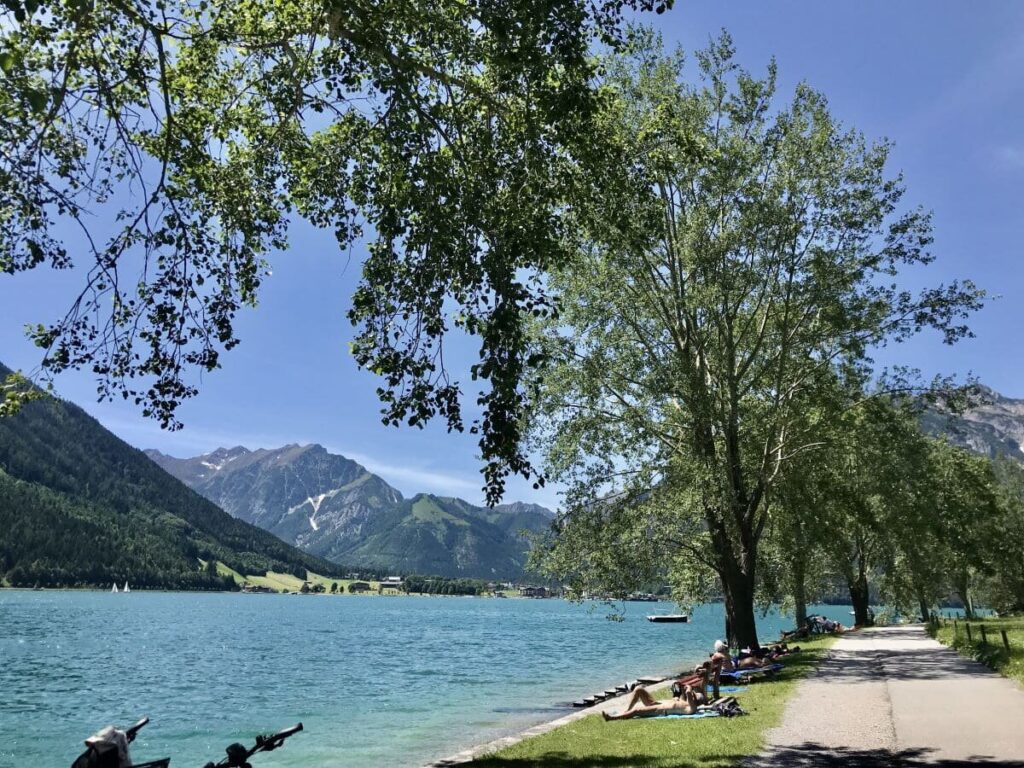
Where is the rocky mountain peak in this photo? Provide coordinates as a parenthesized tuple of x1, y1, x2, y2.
(923, 385, 1024, 460)
(147, 443, 554, 579)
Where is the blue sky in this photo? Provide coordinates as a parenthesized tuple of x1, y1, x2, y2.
(1, 1, 1022, 509)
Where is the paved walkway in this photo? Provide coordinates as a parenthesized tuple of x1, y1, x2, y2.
(750, 624, 1024, 767)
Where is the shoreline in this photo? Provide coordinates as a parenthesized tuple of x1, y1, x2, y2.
(428, 633, 842, 768)
(0, 585, 579, 600)
(424, 676, 677, 767)
(422, 627, 822, 767)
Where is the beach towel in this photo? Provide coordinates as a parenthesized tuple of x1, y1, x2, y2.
(720, 663, 783, 681)
(640, 710, 721, 720)
(640, 698, 747, 720)
(718, 686, 748, 693)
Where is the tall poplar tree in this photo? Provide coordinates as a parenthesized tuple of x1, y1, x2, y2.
(529, 32, 983, 648)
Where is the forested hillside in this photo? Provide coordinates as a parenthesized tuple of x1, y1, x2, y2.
(0, 363, 345, 588)
(327, 494, 551, 579)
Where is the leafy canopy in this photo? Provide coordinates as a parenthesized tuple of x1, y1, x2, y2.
(0, 0, 669, 502)
(529, 32, 983, 629)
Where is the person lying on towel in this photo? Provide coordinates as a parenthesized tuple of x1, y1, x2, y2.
(711, 640, 780, 672)
(602, 666, 708, 721)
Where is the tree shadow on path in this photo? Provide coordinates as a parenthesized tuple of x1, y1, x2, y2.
(809, 626, 996, 683)
(751, 743, 1024, 768)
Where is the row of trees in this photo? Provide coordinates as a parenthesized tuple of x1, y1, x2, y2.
(523, 32, 1000, 648)
(2, 0, 1016, 642)
(770, 401, 1024, 626)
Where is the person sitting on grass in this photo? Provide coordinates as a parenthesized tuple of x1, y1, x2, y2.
(710, 639, 735, 671)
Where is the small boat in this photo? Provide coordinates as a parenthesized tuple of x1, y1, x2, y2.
(112, 583, 119, 593)
(124, 581, 130, 593)
(647, 614, 688, 623)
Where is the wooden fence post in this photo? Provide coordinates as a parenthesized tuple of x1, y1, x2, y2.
(966, 624, 973, 643)
(981, 626, 988, 646)
(954, 619, 958, 637)
(1002, 629, 1011, 652)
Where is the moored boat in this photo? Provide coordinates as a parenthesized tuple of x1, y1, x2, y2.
(646, 614, 688, 623)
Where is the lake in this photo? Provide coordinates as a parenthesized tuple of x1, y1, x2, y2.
(0, 591, 846, 767)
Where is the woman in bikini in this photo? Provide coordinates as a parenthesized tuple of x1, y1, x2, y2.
(602, 665, 708, 721)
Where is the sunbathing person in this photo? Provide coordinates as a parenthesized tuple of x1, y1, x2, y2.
(781, 625, 810, 641)
(673, 661, 716, 704)
(602, 682, 703, 721)
(736, 653, 779, 670)
(765, 643, 801, 656)
(710, 639, 735, 671)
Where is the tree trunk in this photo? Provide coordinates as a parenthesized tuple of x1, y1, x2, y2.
(721, 563, 760, 650)
(954, 569, 975, 619)
(849, 570, 871, 627)
(792, 553, 808, 630)
(918, 594, 931, 623)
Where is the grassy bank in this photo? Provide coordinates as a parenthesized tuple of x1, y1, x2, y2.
(472, 634, 838, 768)
(928, 615, 1024, 685)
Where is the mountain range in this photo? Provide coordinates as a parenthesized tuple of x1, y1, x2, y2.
(0, 363, 345, 589)
(921, 386, 1024, 461)
(146, 445, 555, 580)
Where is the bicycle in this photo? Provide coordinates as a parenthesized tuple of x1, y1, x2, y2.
(70, 716, 303, 768)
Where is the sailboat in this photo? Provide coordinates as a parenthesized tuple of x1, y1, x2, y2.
(123, 581, 130, 593)
(112, 583, 119, 593)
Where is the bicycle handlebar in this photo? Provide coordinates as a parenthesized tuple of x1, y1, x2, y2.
(125, 717, 150, 743)
(203, 722, 303, 767)
(261, 723, 302, 745)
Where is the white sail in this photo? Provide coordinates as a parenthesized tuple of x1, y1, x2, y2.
(124, 581, 130, 593)
(112, 584, 119, 593)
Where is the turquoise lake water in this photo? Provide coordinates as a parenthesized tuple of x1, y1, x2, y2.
(0, 591, 848, 767)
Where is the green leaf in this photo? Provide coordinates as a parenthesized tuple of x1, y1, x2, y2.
(26, 89, 48, 114)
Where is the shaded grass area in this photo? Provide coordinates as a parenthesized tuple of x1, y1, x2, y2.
(472, 635, 838, 768)
(929, 615, 1024, 685)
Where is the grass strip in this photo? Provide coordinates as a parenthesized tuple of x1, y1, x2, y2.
(472, 634, 837, 768)
(928, 615, 1024, 685)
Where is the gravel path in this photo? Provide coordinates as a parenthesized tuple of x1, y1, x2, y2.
(749, 624, 1024, 767)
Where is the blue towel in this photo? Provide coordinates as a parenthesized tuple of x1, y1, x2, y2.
(718, 686, 748, 693)
(641, 710, 720, 720)
(721, 663, 783, 680)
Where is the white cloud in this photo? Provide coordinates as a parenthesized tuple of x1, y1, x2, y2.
(333, 449, 481, 496)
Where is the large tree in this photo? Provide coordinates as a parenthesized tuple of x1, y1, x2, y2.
(0, 0, 667, 502)
(528, 32, 983, 648)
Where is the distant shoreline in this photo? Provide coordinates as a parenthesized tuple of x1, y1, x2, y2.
(0, 586, 566, 599)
